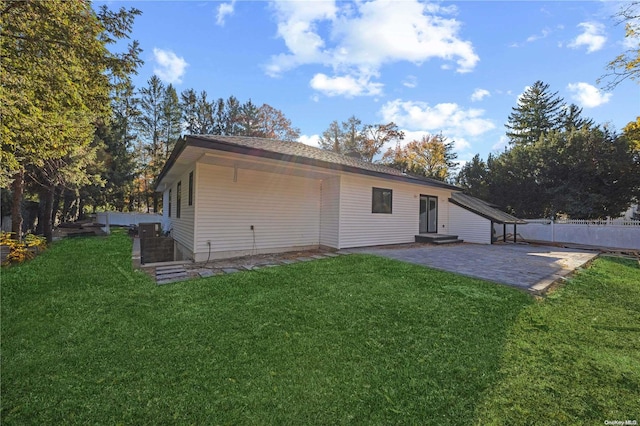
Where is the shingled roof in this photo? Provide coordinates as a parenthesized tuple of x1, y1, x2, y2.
(156, 135, 461, 191)
(449, 192, 526, 224)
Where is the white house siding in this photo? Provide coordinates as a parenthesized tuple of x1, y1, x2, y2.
(337, 174, 452, 248)
(448, 204, 491, 244)
(167, 168, 196, 259)
(319, 176, 340, 248)
(193, 163, 321, 261)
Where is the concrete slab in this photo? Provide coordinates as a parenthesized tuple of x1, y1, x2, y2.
(346, 244, 598, 293)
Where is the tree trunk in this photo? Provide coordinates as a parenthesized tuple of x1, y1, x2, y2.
(10, 170, 24, 240)
(43, 187, 55, 243)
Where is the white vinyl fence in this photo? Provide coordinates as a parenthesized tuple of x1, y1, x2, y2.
(497, 219, 640, 250)
(96, 211, 167, 234)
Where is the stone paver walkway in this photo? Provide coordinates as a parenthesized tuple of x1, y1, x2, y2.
(346, 243, 598, 293)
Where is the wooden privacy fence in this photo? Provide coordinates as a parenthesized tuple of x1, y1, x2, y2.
(496, 219, 640, 250)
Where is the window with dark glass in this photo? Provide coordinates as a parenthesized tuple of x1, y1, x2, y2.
(168, 189, 172, 217)
(176, 181, 182, 218)
(372, 187, 392, 214)
(188, 171, 193, 206)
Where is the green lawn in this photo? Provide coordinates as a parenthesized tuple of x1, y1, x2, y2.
(1, 232, 638, 425)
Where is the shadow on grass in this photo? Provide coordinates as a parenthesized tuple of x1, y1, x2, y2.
(2, 231, 534, 425)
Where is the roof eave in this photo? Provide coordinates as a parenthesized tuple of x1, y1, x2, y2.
(157, 135, 462, 191)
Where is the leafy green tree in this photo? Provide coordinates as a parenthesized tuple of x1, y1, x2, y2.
(505, 81, 564, 146)
(485, 145, 548, 217)
(536, 127, 640, 218)
(0, 0, 141, 240)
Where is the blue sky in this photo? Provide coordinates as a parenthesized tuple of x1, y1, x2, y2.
(102, 0, 639, 164)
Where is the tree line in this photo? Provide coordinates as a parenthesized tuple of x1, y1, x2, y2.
(316, 116, 458, 180)
(456, 81, 640, 219)
(2, 1, 638, 243)
(93, 75, 301, 214)
(1, 1, 301, 241)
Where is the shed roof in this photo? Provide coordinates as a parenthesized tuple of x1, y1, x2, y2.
(156, 135, 461, 191)
(449, 192, 527, 224)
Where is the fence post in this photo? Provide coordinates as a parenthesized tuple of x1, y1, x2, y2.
(105, 212, 111, 235)
(551, 219, 555, 243)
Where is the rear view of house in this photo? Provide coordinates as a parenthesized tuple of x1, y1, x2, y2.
(155, 135, 516, 262)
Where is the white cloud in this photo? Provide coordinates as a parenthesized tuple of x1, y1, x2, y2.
(216, 0, 236, 26)
(568, 22, 606, 53)
(526, 27, 551, 43)
(623, 32, 640, 49)
(298, 134, 320, 148)
(566, 82, 612, 108)
(471, 88, 490, 102)
(380, 99, 495, 138)
(153, 48, 188, 84)
(492, 135, 509, 152)
(310, 73, 383, 97)
(403, 75, 418, 88)
(266, 0, 479, 97)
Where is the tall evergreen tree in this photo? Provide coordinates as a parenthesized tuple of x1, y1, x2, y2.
(137, 75, 165, 212)
(180, 88, 199, 134)
(238, 99, 261, 136)
(505, 81, 564, 146)
(455, 154, 489, 200)
(160, 84, 182, 158)
(224, 96, 243, 135)
(559, 103, 594, 131)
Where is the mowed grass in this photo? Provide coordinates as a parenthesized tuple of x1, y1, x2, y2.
(1, 232, 638, 424)
(2, 231, 531, 425)
(475, 255, 640, 424)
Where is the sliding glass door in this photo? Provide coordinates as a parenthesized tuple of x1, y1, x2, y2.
(419, 195, 438, 233)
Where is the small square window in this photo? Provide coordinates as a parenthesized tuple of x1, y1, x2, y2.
(372, 187, 392, 214)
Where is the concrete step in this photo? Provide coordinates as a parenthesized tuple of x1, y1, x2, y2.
(415, 234, 461, 244)
(155, 266, 188, 285)
(431, 238, 464, 245)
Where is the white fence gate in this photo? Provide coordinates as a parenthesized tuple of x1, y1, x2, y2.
(498, 219, 640, 250)
(96, 212, 167, 234)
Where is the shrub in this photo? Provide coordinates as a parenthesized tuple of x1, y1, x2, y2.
(0, 231, 47, 265)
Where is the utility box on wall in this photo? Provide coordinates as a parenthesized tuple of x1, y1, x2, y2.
(139, 222, 174, 264)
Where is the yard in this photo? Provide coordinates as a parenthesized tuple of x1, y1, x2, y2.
(1, 232, 638, 424)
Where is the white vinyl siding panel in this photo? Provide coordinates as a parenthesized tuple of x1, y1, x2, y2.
(320, 176, 340, 248)
(337, 174, 452, 248)
(448, 203, 491, 244)
(194, 163, 321, 260)
(170, 169, 196, 257)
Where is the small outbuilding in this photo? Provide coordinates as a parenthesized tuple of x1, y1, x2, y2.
(448, 192, 527, 244)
